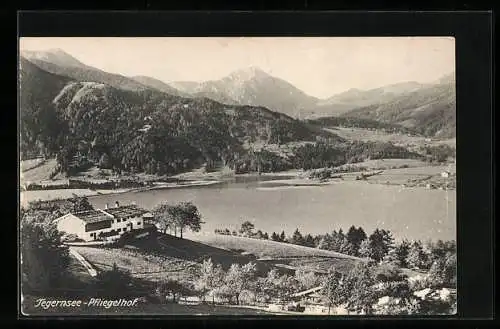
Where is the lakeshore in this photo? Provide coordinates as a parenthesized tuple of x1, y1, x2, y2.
(20, 159, 456, 209)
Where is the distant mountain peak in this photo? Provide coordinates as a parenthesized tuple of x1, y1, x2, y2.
(21, 48, 88, 69)
(228, 66, 269, 81)
(46, 48, 70, 54)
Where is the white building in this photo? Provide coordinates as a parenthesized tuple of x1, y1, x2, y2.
(441, 171, 451, 178)
(53, 203, 153, 242)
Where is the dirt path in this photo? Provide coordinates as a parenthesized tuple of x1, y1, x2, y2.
(69, 247, 98, 277)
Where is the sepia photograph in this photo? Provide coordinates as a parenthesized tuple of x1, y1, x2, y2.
(19, 37, 457, 316)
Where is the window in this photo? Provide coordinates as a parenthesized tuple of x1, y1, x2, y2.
(117, 228, 121, 232)
(117, 219, 121, 223)
(137, 221, 141, 225)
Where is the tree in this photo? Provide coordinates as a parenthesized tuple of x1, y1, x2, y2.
(373, 264, 407, 283)
(262, 269, 281, 299)
(317, 234, 334, 250)
(346, 226, 367, 256)
(426, 239, 456, 265)
(295, 267, 321, 290)
(368, 229, 394, 262)
(151, 202, 173, 234)
(254, 229, 264, 239)
(393, 239, 411, 268)
(331, 230, 348, 252)
(279, 231, 286, 243)
(358, 239, 372, 259)
(195, 258, 225, 304)
(407, 241, 428, 270)
(239, 221, 255, 237)
(303, 234, 315, 248)
(98, 153, 111, 169)
(426, 251, 456, 289)
(443, 252, 457, 288)
(324, 267, 345, 314)
(152, 202, 203, 238)
(344, 262, 377, 314)
(271, 232, 280, 241)
(339, 237, 357, 256)
(291, 228, 305, 246)
(174, 202, 203, 238)
(21, 212, 70, 295)
(70, 197, 94, 213)
(382, 247, 401, 267)
(223, 262, 257, 305)
(262, 232, 269, 240)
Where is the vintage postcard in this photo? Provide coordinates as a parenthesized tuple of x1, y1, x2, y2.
(19, 37, 456, 316)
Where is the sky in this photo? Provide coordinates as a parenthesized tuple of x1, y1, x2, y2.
(19, 37, 455, 99)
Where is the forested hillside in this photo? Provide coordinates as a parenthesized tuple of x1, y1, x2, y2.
(341, 81, 456, 138)
(20, 59, 323, 176)
(19, 58, 72, 158)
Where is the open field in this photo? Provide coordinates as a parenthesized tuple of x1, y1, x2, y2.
(20, 157, 46, 172)
(324, 127, 456, 148)
(20, 188, 135, 207)
(72, 244, 200, 282)
(20, 158, 58, 183)
(364, 163, 456, 187)
(187, 233, 363, 275)
(190, 233, 359, 260)
(334, 158, 431, 171)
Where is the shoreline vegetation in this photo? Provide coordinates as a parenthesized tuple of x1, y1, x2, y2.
(20, 159, 456, 206)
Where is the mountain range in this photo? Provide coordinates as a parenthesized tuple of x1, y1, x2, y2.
(19, 53, 332, 167)
(19, 48, 456, 147)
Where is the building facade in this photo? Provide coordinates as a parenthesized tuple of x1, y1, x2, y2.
(53, 203, 152, 242)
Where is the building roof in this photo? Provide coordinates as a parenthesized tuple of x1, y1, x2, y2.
(72, 209, 113, 224)
(101, 204, 149, 219)
(290, 286, 324, 298)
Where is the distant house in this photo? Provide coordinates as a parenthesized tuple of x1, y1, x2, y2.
(289, 286, 324, 303)
(53, 203, 153, 242)
(441, 171, 451, 178)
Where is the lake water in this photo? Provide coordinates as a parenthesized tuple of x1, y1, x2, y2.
(87, 176, 456, 242)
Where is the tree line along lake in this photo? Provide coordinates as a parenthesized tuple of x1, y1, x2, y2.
(86, 175, 456, 242)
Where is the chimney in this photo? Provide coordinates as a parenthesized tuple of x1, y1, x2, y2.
(115, 201, 120, 208)
(105, 203, 109, 209)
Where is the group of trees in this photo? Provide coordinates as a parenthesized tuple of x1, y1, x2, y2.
(192, 259, 322, 306)
(20, 208, 70, 295)
(323, 262, 456, 315)
(419, 144, 456, 163)
(22, 197, 94, 219)
(234, 149, 292, 174)
(214, 222, 456, 284)
(93, 256, 454, 315)
(151, 201, 203, 238)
